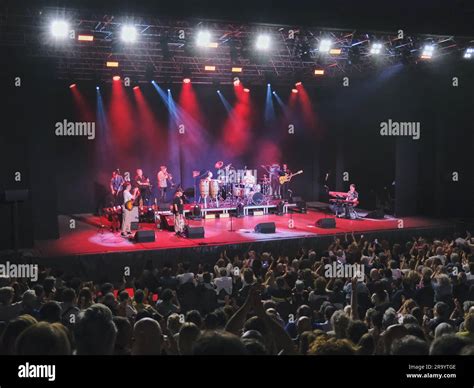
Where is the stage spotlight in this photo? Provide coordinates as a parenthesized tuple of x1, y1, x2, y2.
(50, 20, 69, 39)
(113, 75, 121, 81)
(196, 30, 212, 47)
(133, 85, 140, 90)
(295, 81, 302, 86)
(96, 86, 100, 90)
(243, 88, 250, 93)
(69, 83, 76, 89)
(370, 43, 383, 55)
(421, 44, 434, 59)
(78, 34, 94, 42)
(255, 34, 271, 50)
(292, 88, 298, 94)
(463, 48, 473, 59)
(217, 89, 221, 93)
(319, 39, 332, 53)
(121, 25, 137, 43)
(167, 88, 171, 92)
(183, 77, 191, 83)
(267, 83, 271, 87)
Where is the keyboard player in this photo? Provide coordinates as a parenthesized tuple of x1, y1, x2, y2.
(329, 184, 359, 218)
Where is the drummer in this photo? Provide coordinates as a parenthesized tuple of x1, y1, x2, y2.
(242, 170, 256, 187)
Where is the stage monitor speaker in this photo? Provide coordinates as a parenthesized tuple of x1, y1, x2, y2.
(160, 214, 175, 231)
(365, 209, 385, 219)
(185, 226, 205, 239)
(134, 230, 155, 243)
(254, 222, 276, 233)
(296, 200, 307, 213)
(4, 189, 29, 202)
(316, 218, 336, 228)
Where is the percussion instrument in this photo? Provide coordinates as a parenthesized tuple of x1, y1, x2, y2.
(209, 179, 220, 199)
(248, 191, 264, 205)
(233, 183, 245, 197)
(199, 179, 210, 197)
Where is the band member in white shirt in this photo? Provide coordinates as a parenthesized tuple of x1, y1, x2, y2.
(121, 183, 137, 237)
(157, 165, 172, 202)
(173, 189, 185, 236)
(242, 169, 256, 186)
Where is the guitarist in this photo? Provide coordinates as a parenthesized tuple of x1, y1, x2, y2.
(121, 183, 139, 237)
(269, 163, 283, 199)
(281, 164, 291, 200)
(110, 169, 125, 206)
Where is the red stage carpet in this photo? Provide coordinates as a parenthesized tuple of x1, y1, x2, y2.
(35, 210, 451, 258)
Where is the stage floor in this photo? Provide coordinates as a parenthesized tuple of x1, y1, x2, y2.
(34, 209, 452, 258)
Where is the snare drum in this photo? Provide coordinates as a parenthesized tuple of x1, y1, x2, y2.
(233, 183, 245, 197)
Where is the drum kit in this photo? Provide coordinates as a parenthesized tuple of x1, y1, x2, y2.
(196, 161, 272, 208)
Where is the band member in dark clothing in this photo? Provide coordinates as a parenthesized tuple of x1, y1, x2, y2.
(110, 169, 125, 206)
(344, 184, 359, 219)
(281, 163, 292, 200)
(134, 169, 152, 205)
(269, 163, 283, 199)
(173, 189, 185, 236)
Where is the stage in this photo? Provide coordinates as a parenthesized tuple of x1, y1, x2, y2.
(24, 206, 455, 281)
(35, 209, 452, 257)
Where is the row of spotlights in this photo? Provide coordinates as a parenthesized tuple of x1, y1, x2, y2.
(49, 21, 472, 62)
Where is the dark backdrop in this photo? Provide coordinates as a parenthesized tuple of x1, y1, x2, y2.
(1, 56, 473, 249)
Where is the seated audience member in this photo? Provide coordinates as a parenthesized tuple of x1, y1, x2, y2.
(15, 322, 71, 355)
(75, 304, 117, 355)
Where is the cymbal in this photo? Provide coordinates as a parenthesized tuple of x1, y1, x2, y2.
(215, 161, 224, 169)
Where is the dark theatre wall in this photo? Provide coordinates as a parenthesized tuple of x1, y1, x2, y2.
(0, 57, 473, 249)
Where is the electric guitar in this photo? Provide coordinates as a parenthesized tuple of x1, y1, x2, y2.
(124, 188, 140, 211)
(279, 170, 303, 185)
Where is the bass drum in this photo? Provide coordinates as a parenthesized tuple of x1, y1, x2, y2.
(209, 179, 220, 198)
(249, 191, 264, 205)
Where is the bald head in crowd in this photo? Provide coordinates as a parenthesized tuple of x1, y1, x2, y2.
(132, 318, 163, 355)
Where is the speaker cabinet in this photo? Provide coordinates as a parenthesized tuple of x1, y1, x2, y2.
(185, 226, 205, 239)
(316, 218, 336, 228)
(134, 230, 155, 243)
(254, 222, 276, 233)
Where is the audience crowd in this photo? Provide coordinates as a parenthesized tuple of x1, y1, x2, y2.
(1, 231, 474, 356)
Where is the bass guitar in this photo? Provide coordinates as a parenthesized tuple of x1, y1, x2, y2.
(279, 170, 303, 185)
